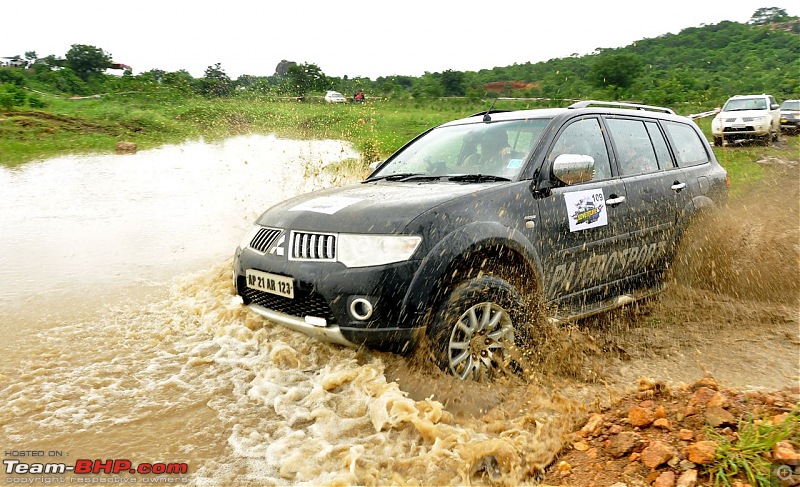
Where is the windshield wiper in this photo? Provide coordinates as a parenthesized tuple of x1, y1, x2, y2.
(448, 174, 511, 182)
(364, 172, 426, 182)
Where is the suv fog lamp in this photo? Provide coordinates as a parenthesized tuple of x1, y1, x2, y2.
(349, 298, 374, 321)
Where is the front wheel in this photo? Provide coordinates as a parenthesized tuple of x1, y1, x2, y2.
(426, 275, 527, 381)
(713, 136, 723, 147)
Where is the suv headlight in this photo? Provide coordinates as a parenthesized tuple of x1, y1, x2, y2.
(338, 234, 422, 268)
(750, 116, 765, 123)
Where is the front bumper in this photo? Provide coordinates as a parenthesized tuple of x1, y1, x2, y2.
(781, 117, 800, 130)
(233, 246, 426, 353)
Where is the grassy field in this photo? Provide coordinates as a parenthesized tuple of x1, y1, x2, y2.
(1, 95, 797, 197)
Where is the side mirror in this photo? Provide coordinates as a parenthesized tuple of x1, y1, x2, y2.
(552, 154, 595, 185)
(771, 103, 780, 110)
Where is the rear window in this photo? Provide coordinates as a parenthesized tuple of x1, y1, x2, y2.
(662, 121, 709, 167)
(606, 118, 660, 176)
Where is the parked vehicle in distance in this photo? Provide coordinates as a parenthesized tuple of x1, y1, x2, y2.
(711, 94, 781, 146)
(324, 91, 347, 103)
(233, 100, 729, 382)
(779, 99, 800, 134)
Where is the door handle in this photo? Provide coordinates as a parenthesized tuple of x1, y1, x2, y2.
(606, 195, 626, 206)
(671, 182, 686, 191)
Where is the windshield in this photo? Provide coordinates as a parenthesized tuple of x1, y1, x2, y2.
(780, 100, 800, 111)
(369, 118, 551, 181)
(723, 97, 768, 111)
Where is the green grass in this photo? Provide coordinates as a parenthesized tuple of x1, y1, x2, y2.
(704, 410, 800, 487)
(2, 95, 798, 197)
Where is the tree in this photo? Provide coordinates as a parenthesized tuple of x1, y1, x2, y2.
(749, 7, 791, 25)
(440, 70, 466, 96)
(588, 53, 643, 90)
(199, 63, 233, 97)
(274, 60, 296, 77)
(65, 44, 111, 81)
(286, 63, 328, 99)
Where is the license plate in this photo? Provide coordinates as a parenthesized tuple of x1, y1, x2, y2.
(245, 269, 294, 299)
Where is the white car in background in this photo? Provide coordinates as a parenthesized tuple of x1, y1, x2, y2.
(711, 94, 781, 146)
(324, 91, 347, 103)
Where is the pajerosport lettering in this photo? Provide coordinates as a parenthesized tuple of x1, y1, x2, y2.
(232, 100, 729, 381)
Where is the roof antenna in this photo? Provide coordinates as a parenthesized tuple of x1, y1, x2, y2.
(482, 81, 509, 122)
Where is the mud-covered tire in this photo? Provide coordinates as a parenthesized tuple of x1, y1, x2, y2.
(713, 136, 723, 147)
(426, 275, 527, 381)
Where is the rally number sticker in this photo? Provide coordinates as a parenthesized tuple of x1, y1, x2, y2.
(564, 188, 607, 232)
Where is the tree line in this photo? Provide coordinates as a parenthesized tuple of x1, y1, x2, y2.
(1, 7, 797, 110)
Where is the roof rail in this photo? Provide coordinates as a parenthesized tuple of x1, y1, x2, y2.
(569, 100, 675, 114)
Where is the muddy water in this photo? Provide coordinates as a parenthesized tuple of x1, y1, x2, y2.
(0, 136, 585, 486)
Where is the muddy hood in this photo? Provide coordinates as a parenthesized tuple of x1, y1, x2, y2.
(256, 181, 493, 234)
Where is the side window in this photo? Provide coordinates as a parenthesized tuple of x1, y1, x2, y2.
(646, 122, 674, 169)
(662, 121, 709, 167)
(606, 118, 659, 176)
(547, 118, 612, 181)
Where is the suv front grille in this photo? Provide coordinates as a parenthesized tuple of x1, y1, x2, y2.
(240, 284, 336, 324)
(250, 227, 282, 253)
(290, 231, 337, 261)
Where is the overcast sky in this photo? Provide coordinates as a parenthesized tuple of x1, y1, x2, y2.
(2, 1, 797, 80)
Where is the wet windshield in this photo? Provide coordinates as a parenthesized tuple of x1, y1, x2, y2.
(369, 119, 551, 181)
(723, 97, 767, 111)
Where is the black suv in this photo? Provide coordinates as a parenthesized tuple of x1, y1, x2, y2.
(233, 101, 729, 380)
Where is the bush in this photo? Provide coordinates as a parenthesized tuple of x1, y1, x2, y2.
(0, 83, 26, 109)
(27, 93, 46, 108)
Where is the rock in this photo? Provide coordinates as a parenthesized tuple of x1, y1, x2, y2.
(679, 460, 696, 471)
(641, 440, 675, 469)
(692, 377, 718, 390)
(573, 440, 589, 451)
(607, 431, 641, 458)
(116, 141, 137, 154)
(688, 441, 717, 465)
(705, 406, 735, 427)
(676, 468, 698, 487)
(654, 470, 676, 487)
(609, 424, 624, 435)
(579, 413, 605, 437)
(654, 418, 672, 431)
(771, 412, 789, 425)
(678, 429, 694, 441)
(707, 391, 728, 408)
(773, 441, 800, 466)
(654, 405, 667, 419)
(629, 407, 655, 428)
(688, 387, 717, 407)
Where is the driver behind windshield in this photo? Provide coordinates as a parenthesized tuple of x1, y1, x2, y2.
(459, 127, 513, 174)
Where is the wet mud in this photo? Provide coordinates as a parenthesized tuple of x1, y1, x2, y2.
(1, 149, 797, 485)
